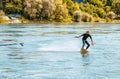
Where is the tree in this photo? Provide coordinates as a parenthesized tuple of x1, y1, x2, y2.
(107, 11, 116, 20)
(53, 0, 69, 22)
(96, 8, 106, 18)
(73, 10, 82, 22)
(104, 6, 111, 13)
(4, 0, 23, 14)
(82, 12, 93, 22)
(23, 0, 41, 19)
(66, 0, 80, 15)
(41, 0, 55, 19)
(24, 0, 55, 20)
(112, 0, 120, 15)
(105, 0, 112, 6)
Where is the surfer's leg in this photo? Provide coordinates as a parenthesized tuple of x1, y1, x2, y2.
(85, 41, 90, 49)
(82, 39, 85, 48)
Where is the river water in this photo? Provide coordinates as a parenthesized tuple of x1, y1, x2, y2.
(0, 23, 120, 79)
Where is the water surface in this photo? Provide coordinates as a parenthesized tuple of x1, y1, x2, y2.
(0, 23, 120, 79)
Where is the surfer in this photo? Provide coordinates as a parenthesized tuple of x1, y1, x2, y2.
(75, 31, 94, 50)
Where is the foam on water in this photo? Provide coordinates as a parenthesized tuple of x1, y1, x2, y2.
(38, 38, 81, 51)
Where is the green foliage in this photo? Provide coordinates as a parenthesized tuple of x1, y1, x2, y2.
(104, 6, 111, 13)
(106, 0, 112, 6)
(53, 1, 70, 22)
(0, 0, 119, 22)
(94, 17, 100, 22)
(4, 0, 23, 14)
(66, 0, 80, 15)
(63, 0, 67, 4)
(79, 2, 106, 19)
(5, 3, 14, 14)
(105, 17, 111, 22)
(87, 0, 103, 7)
(112, 0, 120, 15)
(79, 3, 94, 15)
(96, 8, 106, 18)
(92, 13, 99, 18)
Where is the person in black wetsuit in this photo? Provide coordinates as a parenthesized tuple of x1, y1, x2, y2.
(75, 31, 94, 50)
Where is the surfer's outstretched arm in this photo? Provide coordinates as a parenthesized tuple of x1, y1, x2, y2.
(75, 34, 83, 38)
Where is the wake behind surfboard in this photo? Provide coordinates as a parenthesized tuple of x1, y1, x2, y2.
(80, 48, 88, 57)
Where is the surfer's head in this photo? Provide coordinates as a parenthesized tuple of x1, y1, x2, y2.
(86, 31, 89, 34)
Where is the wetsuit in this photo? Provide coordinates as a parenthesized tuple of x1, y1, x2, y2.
(81, 33, 92, 49)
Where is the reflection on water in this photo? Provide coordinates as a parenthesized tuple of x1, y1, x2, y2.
(0, 23, 120, 79)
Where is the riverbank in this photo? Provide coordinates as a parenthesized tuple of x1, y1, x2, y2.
(0, 16, 120, 24)
(0, 16, 21, 24)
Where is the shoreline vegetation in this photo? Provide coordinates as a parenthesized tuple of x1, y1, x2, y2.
(0, 0, 120, 24)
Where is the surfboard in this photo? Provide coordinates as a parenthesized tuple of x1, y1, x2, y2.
(80, 48, 88, 56)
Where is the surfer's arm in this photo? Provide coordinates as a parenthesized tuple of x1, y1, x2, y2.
(75, 34, 83, 38)
(89, 35, 94, 45)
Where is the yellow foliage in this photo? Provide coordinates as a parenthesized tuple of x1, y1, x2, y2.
(0, 16, 11, 23)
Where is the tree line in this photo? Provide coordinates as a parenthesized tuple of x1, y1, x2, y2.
(0, 0, 120, 22)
